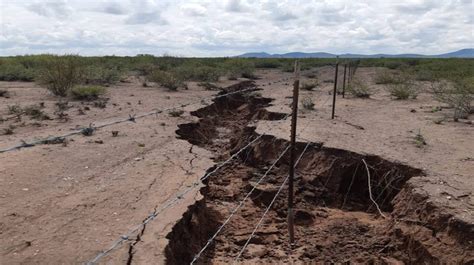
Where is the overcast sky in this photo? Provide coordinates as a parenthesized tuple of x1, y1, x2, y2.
(1, 0, 473, 57)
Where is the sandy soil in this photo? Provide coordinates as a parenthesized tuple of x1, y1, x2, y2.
(0, 67, 472, 264)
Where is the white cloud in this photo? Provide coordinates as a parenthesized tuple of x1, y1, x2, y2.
(0, 0, 472, 56)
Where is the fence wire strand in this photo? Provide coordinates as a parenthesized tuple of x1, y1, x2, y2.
(233, 142, 311, 263)
(0, 87, 257, 153)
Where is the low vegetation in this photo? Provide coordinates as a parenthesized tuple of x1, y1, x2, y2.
(37, 55, 84, 97)
(148, 70, 183, 91)
(347, 78, 372, 98)
(387, 77, 418, 100)
(71, 86, 106, 100)
(431, 78, 473, 120)
(374, 69, 399, 84)
(301, 97, 315, 110)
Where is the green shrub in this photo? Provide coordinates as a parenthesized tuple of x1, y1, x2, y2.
(374, 69, 399, 84)
(224, 60, 256, 79)
(0, 63, 35, 81)
(37, 55, 84, 97)
(148, 70, 183, 91)
(415, 70, 436, 81)
(347, 78, 372, 98)
(71, 86, 106, 100)
(388, 80, 418, 100)
(385, 61, 403, 70)
(173, 65, 220, 82)
(84, 66, 121, 85)
(431, 78, 473, 120)
(254, 59, 281, 69)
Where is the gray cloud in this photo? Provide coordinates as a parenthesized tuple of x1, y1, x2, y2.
(103, 3, 127, 15)
(27, 0, 72, 19)
(125, 11, 167, 25)
(1, 0, 472, 56)
(226, 0, 250, 13)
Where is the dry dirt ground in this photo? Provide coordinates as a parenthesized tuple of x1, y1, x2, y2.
(0, 67, 472, 264)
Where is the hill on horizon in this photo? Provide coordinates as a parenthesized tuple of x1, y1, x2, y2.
(237, 48, 474, 58)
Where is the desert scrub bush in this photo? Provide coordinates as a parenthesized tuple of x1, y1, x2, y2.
(374, 69, 399, 84)
(387, 77, 418, 100)
(254, 59, 281, 69)
(301, 97, 315, 110)
(71, 86, 106, 100)
(413, 130, 427, 148)
(431, 78, 473, 120)
(148, 70, 183, 91)
(300, 82, 318, 91)
(384, 61, 403, 70)
(23, 104, 50, 120)
(173, 64, 220, 82)
(347, 78, 372, 98)
(0, 63, 35, 81)
(84, 66, 121, 85)
(37, 55, 84, 97)
(224, 60, 256, 80)
(415, 69, 436, 81)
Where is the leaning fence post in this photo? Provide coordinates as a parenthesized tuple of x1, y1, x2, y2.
(288, 60, 300, 247)
(331, 58, 339, 119)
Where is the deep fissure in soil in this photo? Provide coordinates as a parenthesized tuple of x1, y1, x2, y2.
(165, 81, 472, 264)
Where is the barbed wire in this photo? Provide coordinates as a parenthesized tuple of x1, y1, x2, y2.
(86, 132, 266, 264)
(233, 142, 311, 263)
(0, 87, 257, 153)
(190, 98, 315, 264)
(190, 144, 291, 264)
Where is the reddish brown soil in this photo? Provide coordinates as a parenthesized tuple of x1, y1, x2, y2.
(0, 67, 472, 264)
(164, 84, 472, 264)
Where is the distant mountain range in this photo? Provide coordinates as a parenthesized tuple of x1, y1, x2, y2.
(237, 48, 474, 58)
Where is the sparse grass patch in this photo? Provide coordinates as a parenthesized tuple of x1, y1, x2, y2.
(224, 60, 256, 80)
(7, 104, 22, 114)
(414, 130, 427, 148)
(23, 104, 50, 120)
(169, 109, 184, 117)
(2, 125, 15, 135)
(148, 70, 183, 91)
(374, 69, 399, 84)
(388, 78, 418, 100)
(431, 78, 473, 120)
(347, 78, 373, 98)
(71, 86, 106, 100)
(301, 97, 315, 110)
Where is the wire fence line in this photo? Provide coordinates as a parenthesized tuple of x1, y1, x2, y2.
(190, 144, 291, 264)
(233, 142, 311, 263)
(191, 105, 315, 264)
(0, 87, 257, 154)
(86, 132, 266, 264)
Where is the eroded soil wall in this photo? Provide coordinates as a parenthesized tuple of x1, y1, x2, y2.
(165, 81, 472, 264)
